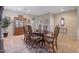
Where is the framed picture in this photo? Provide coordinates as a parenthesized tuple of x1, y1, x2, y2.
(60, 17, 65, 26)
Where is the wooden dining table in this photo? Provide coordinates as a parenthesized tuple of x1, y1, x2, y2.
(33, 32, 46, 47)
(33, 31, 53, 48)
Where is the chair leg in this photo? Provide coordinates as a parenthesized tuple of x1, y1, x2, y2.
(24, 38, 28, 43)
(39, 40, 43, 48)
(52, 43, 55, 53)
(43, 41, 45, 48)
(41, 41, 43, 48)
(56, 43, 58, 50)
(55, 39, 58, 50)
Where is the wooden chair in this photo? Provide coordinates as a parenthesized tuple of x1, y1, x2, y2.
(38, 25, 42, 33)
(43, 25, 48, 34)
(45, 25, 60, 53)
(29, 25, 43, 49)
(23, 25, 30, 44)
(24, 25, 42, 48)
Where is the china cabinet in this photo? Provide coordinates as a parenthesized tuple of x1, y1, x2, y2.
(14, 15, 26, 35)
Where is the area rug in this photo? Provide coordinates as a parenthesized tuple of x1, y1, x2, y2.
(25, 43, 48, 53)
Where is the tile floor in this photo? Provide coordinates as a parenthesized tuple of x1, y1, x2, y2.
(2, 34, 79, 53)
(3, 35, 31, 53)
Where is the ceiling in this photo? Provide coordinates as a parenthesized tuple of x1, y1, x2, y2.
(4, 6, 77, 15)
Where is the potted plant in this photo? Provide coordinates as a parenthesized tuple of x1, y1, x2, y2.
(0, 17, 10, 37)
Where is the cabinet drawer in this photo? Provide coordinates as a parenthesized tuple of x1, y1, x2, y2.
(15, 28, 24, 35)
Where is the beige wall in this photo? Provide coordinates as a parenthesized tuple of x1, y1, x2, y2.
(54, 10, 77, 38)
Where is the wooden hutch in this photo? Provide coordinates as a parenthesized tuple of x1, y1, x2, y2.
(14, 15, 26, 35)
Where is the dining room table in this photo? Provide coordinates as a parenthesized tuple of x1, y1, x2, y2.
(33, 31, 53, 48)
(33, 32, 45, 47)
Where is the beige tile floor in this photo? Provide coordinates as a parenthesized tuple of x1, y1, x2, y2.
(57, 34, 79, 53)
(3, 35, 31, 53)
(2, 34, 79, 53)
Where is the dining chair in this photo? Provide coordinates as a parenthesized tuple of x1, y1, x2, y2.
(43, 25, 48, 34)
(26, 25, 42, 49)
(38, 25, 42, 33)
(23, 25, 31, 44)
(45, 25, 60, 53)
(23, 19, 29, 43)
